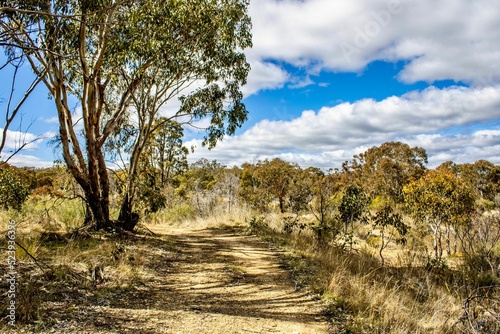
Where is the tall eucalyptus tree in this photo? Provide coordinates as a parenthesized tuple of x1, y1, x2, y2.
(0, 0, 252, 230)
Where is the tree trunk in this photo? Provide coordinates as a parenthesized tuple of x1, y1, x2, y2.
(317, 227, 325, 247)
(86, 192, 110, 230)
(116, 114, 153, 231)
(118, 193, 139, 231)
(379, 228, 386, 266)
(431, 226, 439, 260)
(279, 197, 285, 213)
(82, 148, 111, 230)
(445, 225, 451, 256)
(453, 230, 458, 255)
(430, 219, 442, 260)
(84, 133, 112, 230)
(117, 171, 139, 231)
(437, 229, 443, 260)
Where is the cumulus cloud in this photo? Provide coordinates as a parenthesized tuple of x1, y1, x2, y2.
(242, 59, 289, 96)
(8, 1, 499, 168)
(7, 154, 54, 168)
(0, 130, 56, 169)
(247, 0, 500, 92)
(405, 132, 500, 167)
(185, 85, 500, 168)
(0, 128, 40, 152)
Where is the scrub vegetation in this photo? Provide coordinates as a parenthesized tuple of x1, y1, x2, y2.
(1, 142, 499, 333)
(1, 1, 499, 333)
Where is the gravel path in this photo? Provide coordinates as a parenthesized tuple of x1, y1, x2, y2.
(13, 224, 329, 333)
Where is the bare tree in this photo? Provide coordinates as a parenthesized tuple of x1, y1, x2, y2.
(0, 54, 43, 165)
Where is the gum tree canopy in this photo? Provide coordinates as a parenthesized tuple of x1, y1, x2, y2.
(0, 0, 252, 230)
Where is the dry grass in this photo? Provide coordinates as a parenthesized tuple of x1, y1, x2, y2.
(0, 197, 173, 331)
(250, 212, 468, 333)
(0, 197, 253, 331)
(147, 201, 252, 231)
(1, 197, 497, 333)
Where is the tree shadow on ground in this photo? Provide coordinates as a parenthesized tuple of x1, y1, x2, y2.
(6, 226, 327, 333)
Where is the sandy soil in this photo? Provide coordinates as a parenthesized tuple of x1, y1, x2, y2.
(11, 223, 330, 333)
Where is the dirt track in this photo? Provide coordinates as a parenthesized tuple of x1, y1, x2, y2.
(16, 224, 330, 333)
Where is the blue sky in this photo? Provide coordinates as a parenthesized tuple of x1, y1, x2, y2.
(2, 0, 500, 169)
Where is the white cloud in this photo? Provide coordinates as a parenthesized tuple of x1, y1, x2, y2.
(242, 59, 289, 96)
(0, 128, 56, 165)
(247, 0, 500, 92)
(158, 80, 208, 119)
(189, 117, 212, 131)
(7, 154, 54, 168)
(0, 128, 55, 151)
(43, 116, 59, 124)
(186, 85, 500, 168)
(405, 132, 500, 167)
(72, 106, 84, 131)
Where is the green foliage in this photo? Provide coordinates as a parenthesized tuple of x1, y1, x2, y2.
(17, 195, 85, 232)
(252, 158, 299, 213)
(372, 205, 408, 244)
(345, 142, 428, 203)
(1, 0, 252, 229)
(339, 185, 368, 229)
(139, 186, 167, 214)
(187, 159, 223, 191)
(369, 195, 389, 211)
(238, 164, 271, 212)
(117, 118, 190, 214)
(425, 257, 449, 272)
(454, 160, 500, 204)
(239, 158, 315, 215)
(287, 168, 315, 214)
(181, 159, 223, 216)
(0, 166, 30, 210)
(2, 145, 500, 333)
(247, 216, 268, 235)
(458, 212, 500, 288)
(162, 203, 196, 223)
(309, 174, 343, 246)
(282, 215, 306, 234)
(404, 169, 474, 225)
(404, 168, 476, 259)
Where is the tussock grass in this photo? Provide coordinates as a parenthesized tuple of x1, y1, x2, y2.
(1, 196, 497, 333)
(248, 212, 466, 333)
(148, 201, 252, 231)
(0, 197, 178, 330)
(147, 203, 197, 225)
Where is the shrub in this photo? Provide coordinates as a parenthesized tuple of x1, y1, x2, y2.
(247, 216, 267, 235)
(0, 167, 30, 211)
(163, 203, 196, 223)
(458, 211, 500, 287)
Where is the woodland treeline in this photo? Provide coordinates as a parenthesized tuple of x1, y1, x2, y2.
(0, 0, 252, 231)
(3, 141, 500, 269)
(2, 141, 500, 332)
(2, 2, 499, 332)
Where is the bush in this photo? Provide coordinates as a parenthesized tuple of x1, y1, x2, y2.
(247, 216, 268, 235)
(142, 187, 167, 213)
(454, 286, 500, 333)
(458, 212, 500, 287)
(163, 203, 196, 223)
(0, 167, 30, 211)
